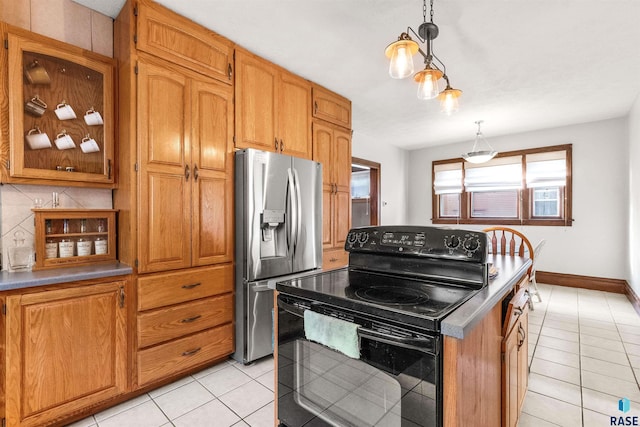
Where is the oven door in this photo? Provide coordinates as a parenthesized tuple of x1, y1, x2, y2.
(277, 294, 441, 427)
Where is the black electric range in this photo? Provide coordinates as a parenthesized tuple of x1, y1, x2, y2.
(276, 225, 490, 332)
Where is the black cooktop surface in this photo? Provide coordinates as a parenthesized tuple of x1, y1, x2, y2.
(276, 268, 480, 331)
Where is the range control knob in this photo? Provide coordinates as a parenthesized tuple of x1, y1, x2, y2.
(444, 235, 461, 250)
(357, 232, 369, 246)
(347, 232, 358, 246)
(463, 236, 481, 253)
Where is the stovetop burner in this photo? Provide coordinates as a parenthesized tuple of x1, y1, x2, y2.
(353, 286, 430, 306)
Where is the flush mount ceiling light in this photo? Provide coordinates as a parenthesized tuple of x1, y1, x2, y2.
(385, 0, 462, 115)
(462, 121, 498, 164)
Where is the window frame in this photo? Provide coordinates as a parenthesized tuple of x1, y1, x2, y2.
(432, 144, 572, 226)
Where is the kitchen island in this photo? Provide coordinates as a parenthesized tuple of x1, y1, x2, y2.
(443, 254, 532, 427)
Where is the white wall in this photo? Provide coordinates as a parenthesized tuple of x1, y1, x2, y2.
(352, 132, 409, 225)
(628, 97, 640, 294)
(408, 118, 629, 280)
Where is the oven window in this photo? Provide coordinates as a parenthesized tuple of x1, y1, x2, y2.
(278, 337, 438, 427)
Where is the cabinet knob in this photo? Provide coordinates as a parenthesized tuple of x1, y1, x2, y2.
(227, 63, 233, 80)
(314, 101, 318, 114)
(280, 140, 284, 152)
(193, 164, 199, 181)
(274, 137, 278, 151)
(185, 164, 190, 181)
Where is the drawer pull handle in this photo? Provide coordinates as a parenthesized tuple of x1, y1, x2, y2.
(180, 315, 202, 323)
(182, 282, 201, 290)
(181, 347, 202, 357)
(330, 257, 338, 262)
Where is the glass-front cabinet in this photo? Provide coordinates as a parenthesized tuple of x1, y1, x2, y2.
(32, 209, 117, 270)
(3, 30, 115, 187)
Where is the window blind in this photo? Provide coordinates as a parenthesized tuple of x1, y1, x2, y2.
(464, 156, 522, 192)
(434, 163, 463, 194)
(526, 151, 567, 188)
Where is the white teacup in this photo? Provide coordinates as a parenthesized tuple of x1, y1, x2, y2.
(84, 108, 103, 126)
(25, 127, 52, 150)
(54, 130, 76, 150)
(80, 135, 100, 153)
(54, 101, 77, 120)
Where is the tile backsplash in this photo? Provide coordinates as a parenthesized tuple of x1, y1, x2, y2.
(0, 184, 112, 270)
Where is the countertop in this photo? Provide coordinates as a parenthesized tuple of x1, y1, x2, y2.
(441, 254, 532, 339)
(0, 262, 133, 291)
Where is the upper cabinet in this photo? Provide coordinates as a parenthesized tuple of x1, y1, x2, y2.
(136, 0, 233, 84)
(235, 49, 312, 159)
(1, 28, 116, 187)
(312, 84, 352, 129)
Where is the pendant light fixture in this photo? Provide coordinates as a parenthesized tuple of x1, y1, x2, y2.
(385, 0, 461, 114)
(462, 121, 498, 164)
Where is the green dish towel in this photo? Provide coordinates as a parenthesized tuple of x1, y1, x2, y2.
(304, 310, 360, 359)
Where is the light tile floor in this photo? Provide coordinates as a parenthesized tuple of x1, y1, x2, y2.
(66, 283, 640, 427)
(520, 283, 640, 427)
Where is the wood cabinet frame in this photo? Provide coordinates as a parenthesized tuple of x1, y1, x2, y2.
(1, 24, 116, 188)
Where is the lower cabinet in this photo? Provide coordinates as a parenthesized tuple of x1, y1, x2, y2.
(502, 284, 530, 427)
(4, 279, 128, 427)
(135, 264, 234, 388)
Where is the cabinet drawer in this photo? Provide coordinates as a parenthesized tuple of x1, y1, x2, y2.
(312, 86, 351, 129)
(138, 294, 233, 348)
(137, 324, 234, 387)
(138, 264, 233, 311)
(322, 249, 349, 270)
(137, 0, 233, 83)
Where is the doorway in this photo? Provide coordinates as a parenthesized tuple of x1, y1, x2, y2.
(351, 157, 381, 227)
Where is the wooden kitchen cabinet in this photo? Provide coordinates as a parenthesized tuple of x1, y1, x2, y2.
(235, 49, 312, 158)
(135, 264, 234, 387)
(4, 279, 128, 427)
(136, 0, 233, 84)
(115, 0, 235, 392)
(1, 26, 115, 187)
(313, 120, 351, 268)
(132, 56, 233, 273)
(502, 285, 530, 427)
(32, 209, 117, 270)
(312, 84, 352, 129)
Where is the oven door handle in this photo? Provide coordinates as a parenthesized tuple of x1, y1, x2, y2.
(358, 328, 438, 355)
(277, 296, 307, 318)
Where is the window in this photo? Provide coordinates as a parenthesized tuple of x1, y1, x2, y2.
(432, 144, 572, 226)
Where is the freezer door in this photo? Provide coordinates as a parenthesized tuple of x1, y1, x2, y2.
(239, 150, 295, 281)
(292, 157, 323, 272)
(245, 281, 275, 363)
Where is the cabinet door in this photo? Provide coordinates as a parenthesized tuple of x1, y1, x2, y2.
(312, 121, 334, 188)
(278, 71, 312, 159)
(5, 281, 128, 427)
(502, 327, 519, 427)
(312, 85, 352, 129)
(334, 190, 351, 249)
(333, 128, 352, 192)
(235, 50, 278, 152)
(6, 32, 115, 187)
(517, 309, 529, 412)
(136, 0, 233, 83)
(137, 60, 191, 273)
(191, 78, 234, 266)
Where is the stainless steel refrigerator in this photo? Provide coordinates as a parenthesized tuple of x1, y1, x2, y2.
(233, 148, 322, 364)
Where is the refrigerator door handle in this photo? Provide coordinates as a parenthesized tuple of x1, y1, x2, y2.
(293, 168, 302, 250)
(287, 168, 298, 255)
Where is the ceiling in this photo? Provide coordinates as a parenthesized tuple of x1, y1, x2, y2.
(74, 0, 640, 150)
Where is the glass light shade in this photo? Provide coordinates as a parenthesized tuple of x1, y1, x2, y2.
(462, 150, 498, 164)
(385, 38, 419, 79)
(438, 87, 462, 115)
(414, 68, 444, 100)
